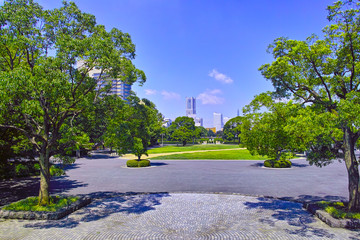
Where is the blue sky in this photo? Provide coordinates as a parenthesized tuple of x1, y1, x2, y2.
(22, 0, 335, 127)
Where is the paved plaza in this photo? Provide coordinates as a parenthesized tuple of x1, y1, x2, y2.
(0, 151, 359, 239)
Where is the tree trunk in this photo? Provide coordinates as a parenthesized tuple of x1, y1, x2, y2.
(343, 127, 360, 212)
(38, 148, 51, 206)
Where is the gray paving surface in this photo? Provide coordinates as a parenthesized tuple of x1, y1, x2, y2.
(56, 154, 348, 203)
(0, 151, 357, 239)
(1, 193, 360, 239)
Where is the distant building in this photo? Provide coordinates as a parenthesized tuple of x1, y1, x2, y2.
(78, 61, 131, 100)
(213, 112, 223, 132)
(186, 97, 196, 117)
(194, 117, 203, 127)
(163, 118, 172, 128)
(185, 97, 203, 127)
(206, 127, 216, 133)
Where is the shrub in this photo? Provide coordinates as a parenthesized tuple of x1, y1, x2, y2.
(264, 159, 292, 168)
(15, 164, 30, 177)
(138, 159, 151, 167)
(126, 159, 151, 168)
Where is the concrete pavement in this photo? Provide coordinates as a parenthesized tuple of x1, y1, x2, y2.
(0, 151, 358, 239)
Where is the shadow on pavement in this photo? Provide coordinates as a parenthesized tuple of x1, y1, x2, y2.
(244, 197, 337, 238)
(150, 162, 168, 166)
(281, 195, 347, 203)
(250, 162, 309, 168)
(23, 192, 170, 229)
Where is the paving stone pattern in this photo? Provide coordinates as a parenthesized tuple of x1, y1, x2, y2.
(1, 193, 359, 239)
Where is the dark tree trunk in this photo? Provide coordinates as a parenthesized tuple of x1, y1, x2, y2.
(38, 147, 51, 205)
(343, 127, 360, 212)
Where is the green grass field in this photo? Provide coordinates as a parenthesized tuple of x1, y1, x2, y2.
(150, 149, 268, 160)
(148, 144, 239, 154)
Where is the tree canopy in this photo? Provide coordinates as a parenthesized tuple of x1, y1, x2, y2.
(0, 0, 145, 205)
(258, 0, 360, 211)
(170, 116, 196, 146)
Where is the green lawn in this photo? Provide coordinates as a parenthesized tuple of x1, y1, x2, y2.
(148, 144, 239, 154)
(149, 149, 268, 160)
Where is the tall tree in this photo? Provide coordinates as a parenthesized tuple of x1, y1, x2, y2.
(241, 92, 301, 160)
(104, 96, 162, 160)
(223, 116, 244, 143)
(171, 116, 196, 146)
(0, 0, 145, 205)
(259, 1, 360, 211)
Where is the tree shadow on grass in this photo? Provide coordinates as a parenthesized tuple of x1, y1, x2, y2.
(0, 176, 88, 207)
(23, 192, 170, 229)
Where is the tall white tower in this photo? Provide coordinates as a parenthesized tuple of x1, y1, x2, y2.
(186, 97, 196, 117)
(213, 112, 223, 132)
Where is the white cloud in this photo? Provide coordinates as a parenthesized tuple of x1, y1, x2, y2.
(145, 89, 157, 95)
(208, 69, 234, 84)
(197, 89, 225, 105)
(161, 90, 181, 100)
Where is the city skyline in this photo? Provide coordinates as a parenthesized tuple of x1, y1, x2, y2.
(31, 0, 335, 128)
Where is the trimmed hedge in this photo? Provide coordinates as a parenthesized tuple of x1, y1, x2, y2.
(264, 159, 292, 168)
(126, 159, 151, 168)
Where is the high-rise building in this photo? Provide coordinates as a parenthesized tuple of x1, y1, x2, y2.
(213, 112, 223, 132)
(162, 118, 172, 128)
(78, 61, 131, 100)
(185, 97, 203, 127)
(186, 97, 196, 117)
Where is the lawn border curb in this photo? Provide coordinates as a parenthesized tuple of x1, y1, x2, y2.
(0, 195, 91, 220)
(304, 203, 360, 229)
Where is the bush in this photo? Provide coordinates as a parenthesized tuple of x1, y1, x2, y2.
(138, 159, 151, 167)
(126, 159, 151, 168)
(15, 164, 29, 177)
(264, 159, 292, 168)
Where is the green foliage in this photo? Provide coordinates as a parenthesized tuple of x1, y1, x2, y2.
(258, 0, 360, 210)
(264, 159, 292, 168)
(170, 117, 196, 146)
(126, 159, 151, 168)
(15, 164, 29, 177)
(2, 196, 79, 212)
(49, 165, 65, 177)
(0, 0, 145, 204)
(223, 116, 244, 143)
(317, 201, 360, 220)
(105, 97, 162, 161)
(126, 160, 139, 168)
(241, 93, 302, 160)
(138, 159, 151, 167)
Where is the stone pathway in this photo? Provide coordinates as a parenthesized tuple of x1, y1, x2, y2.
(1, 193, 359, 239)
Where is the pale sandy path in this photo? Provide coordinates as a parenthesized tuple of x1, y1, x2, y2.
(120, 147, 245, 159)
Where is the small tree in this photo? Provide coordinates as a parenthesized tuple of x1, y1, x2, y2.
(132, 137, 148, 160)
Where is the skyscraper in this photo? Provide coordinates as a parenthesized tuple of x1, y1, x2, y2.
(186, 97, 196, 117)
(213, 112, 223, 132)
